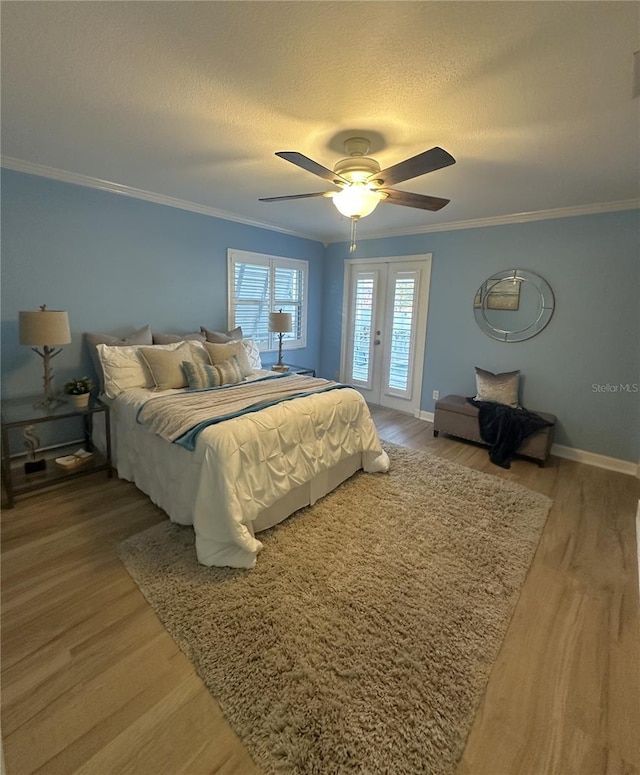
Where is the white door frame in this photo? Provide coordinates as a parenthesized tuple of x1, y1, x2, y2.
(340, 254, 432, 416)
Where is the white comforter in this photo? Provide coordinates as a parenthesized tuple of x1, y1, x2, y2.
(106, 375, 389, 568)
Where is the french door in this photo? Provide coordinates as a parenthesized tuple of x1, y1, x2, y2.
(341, 255, 431, 414)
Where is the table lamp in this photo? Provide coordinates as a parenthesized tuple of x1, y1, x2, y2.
(268, 309, 292, 372)
(19, 305, 71, 408)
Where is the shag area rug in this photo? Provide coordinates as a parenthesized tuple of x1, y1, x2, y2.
(118, 443, 551, 775)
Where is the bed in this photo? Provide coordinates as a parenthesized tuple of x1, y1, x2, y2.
(92, 334, 389, 568)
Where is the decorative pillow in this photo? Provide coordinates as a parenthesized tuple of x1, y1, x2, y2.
(182, 358, 244, 389)
(242, 338, 262, 371)
(152, 331, 206, 345)
(97, 343, 155, 398)
(474, 367, 520, 408)
(204, 340, 253, 377)
(85, 325, 153, 389)
(139, 343, 200, 390)
(97, 341, 207, 398)
(200, 325, 243, 344)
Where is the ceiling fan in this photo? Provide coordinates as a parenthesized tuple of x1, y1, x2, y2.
(260, 137, 456, 250)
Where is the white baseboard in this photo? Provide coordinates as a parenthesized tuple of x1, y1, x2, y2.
(416, 411, 639, 477)
(550, 444, 639, 478)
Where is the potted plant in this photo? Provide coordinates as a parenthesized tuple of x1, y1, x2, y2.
(63, 376, 94, 408)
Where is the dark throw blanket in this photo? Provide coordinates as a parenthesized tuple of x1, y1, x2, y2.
(468, 399, 552, 468)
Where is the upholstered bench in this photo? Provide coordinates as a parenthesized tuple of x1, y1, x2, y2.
(433, 394, 556, 465)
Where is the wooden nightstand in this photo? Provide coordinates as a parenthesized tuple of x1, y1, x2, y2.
(1, 396, 112, 507)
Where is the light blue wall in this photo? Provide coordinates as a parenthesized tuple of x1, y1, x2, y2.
(3, 169, 638, 462)
(1, 169, 324, 397)
(322, 210, 640, 462)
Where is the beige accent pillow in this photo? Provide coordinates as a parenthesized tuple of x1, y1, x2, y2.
(200, 326, 243, 344)
(474, 367, 520, 408)
(204, 340, 253, 377)
(139, 342, 210, 390)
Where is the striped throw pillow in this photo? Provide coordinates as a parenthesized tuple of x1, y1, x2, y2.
(203, 340, 253, 377)
(182, 358, 244, 389)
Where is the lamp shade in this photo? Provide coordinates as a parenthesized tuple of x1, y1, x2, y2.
(19, 308, 71, 346)
(268, 311, 292, 334)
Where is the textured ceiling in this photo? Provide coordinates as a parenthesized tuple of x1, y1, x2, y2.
(2, 1, 639, 243)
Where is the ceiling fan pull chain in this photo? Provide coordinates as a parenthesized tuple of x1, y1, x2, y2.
(349, 216, 358, 253)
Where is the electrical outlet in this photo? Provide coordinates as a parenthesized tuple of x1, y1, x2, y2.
(432, 390, 439, 400)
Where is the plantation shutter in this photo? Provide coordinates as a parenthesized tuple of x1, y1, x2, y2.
(385, 270, 419, 397)
(349, 273, 376, 389)
(229, 250, 307, 351)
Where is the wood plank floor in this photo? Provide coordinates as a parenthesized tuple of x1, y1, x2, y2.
(2, 407, 639, 775)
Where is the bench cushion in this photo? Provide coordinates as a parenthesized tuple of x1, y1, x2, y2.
(436, 394, 556, 424)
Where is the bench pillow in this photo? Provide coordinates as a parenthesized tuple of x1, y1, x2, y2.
(474, 367, 520, 408)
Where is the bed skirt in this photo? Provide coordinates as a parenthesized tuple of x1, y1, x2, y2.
(94, 402, 363, 540)
(250, 452, 362, 533)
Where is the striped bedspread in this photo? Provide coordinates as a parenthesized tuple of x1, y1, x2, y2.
(136, 374, 350, 450)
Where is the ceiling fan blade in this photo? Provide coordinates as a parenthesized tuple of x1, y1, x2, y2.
(372, 147, 456, 187)
(275, 152, 346, 183)
(259, 192, 329, 202)
(381, 189, 450, 211)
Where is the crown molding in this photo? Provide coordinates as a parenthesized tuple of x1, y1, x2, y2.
(348, 198, 640, 243)
(3, 155, 638, 245)
(0, 156, 312, 241)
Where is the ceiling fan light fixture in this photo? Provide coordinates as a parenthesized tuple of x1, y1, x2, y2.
(261, 141, 456, 249)
(331, 183, 383, 219)
(333, 156, 381, 182)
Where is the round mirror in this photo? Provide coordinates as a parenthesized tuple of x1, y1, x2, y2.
(473, 269, 554, 342)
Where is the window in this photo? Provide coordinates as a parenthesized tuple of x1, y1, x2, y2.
(228, 249, 308, 352)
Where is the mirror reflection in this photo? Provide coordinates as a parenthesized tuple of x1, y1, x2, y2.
(474, 269, 554, 342)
